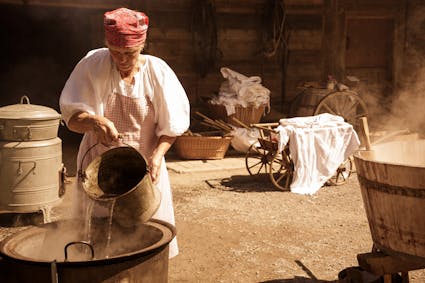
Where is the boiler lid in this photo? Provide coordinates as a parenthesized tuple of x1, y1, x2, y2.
(0, 95, 61, 120)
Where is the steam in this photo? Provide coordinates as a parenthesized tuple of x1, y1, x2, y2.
(389, 74, 425, 136)
(20, 217, 159, 262)
(380, 2, 425, 138)
(358, 65, 425, 139)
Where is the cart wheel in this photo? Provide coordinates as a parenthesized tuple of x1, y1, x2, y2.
(245, 143, 274, 176)
(326, 156, 354, 186)
(269, 150, 293, 191)
(314, 90, 368, 130)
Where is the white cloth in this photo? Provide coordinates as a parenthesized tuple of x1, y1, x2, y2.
(60, 48, 190, 137)
(275, 113, 360, 195)
(59, 48, 190, 258)
(229, 126, 261, 153)
(209, 67, 270, 115)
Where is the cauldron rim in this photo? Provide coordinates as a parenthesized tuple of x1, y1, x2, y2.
(0, 218, 175, 266)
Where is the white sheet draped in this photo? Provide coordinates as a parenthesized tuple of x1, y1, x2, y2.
(275, 113, 360, 195)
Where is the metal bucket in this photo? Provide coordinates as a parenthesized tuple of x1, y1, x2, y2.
(354, 139, 425, 262)
(0, 218, 175, 283)
(80, 146, 161, 227)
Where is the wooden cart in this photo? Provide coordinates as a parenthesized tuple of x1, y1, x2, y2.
(244, 123, 354, 191)
(290, 89, 368, 132)
(244, 88, 367, 191)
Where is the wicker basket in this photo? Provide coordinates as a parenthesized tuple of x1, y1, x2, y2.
(174, 135, 233, 160)
(207, 103, 265, 126)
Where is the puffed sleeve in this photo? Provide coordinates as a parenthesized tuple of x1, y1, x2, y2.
(59, 48, 112, 125)
(146, 57, 190, 137)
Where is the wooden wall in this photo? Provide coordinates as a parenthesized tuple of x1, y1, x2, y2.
(0, 0, 424, 134)
(0, 0, 285, 120)
(136, 0, 285, 116)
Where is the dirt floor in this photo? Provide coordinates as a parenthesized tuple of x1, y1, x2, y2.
(1, 147, 425, 282)
(165, 156, 425, 283)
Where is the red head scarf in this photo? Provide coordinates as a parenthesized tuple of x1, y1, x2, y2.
(104, 8, 149, 48)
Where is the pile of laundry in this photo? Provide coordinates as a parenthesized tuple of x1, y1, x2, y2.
(208, 67, 270, 116)
(275, 113, 360, 195)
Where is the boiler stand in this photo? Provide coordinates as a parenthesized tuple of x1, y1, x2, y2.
(357, 246, 425, 283)
(40, 206, 52, 223)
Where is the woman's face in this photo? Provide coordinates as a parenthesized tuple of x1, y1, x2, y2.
(107, 44, 143, 73)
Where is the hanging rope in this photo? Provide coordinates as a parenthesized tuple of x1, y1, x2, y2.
(261, 0, 289, 58)
(191, 0, 218, 78)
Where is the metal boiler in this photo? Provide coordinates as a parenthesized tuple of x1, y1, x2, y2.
(0, 96, 65, 222)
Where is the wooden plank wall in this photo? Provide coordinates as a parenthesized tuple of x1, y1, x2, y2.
(285, 10, 323, 109)
(0, 0, 419, 126)
(131, 0, 330, 117)
(0, 0, 287, 120)
(133, 0, 284, 117)
(284, 0, 406, 119)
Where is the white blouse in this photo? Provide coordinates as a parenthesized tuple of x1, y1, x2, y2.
(59, 48, 190, 137)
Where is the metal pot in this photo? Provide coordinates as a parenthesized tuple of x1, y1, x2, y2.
(0, 96, 61, 141)
(81, 146, 161, 227)
(0, 218, 175, 283)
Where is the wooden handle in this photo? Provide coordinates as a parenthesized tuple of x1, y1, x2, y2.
(231, 117, 250, 129)
(359, 117, 372, 150)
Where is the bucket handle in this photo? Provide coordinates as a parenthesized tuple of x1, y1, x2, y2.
(77, 142, 99, 182)
(77, 134, 134, 182)
(64, 241, 95, 261)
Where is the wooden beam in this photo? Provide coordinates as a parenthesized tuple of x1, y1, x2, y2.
(357, 252, 425, 276)
(0, 0, 129, 9)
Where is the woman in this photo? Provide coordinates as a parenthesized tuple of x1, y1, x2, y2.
(59, 7, 190, 258)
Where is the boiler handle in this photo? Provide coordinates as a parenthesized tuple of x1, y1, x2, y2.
(64, 241, 94, 261)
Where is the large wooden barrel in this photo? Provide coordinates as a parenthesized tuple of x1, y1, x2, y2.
(354, 140, 425, 262)
(289, 88, 331, 117)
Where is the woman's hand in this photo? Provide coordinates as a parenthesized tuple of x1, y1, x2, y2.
(67, 112, 119, 145)
(92, 116, 120, 145)
(149, 152, 163, 184)
(148, 135, 177, 184)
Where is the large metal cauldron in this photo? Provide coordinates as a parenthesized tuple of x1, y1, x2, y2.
(354, 139, 425, 262)
(0, 218, 175, 283)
